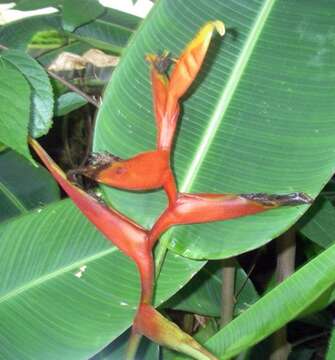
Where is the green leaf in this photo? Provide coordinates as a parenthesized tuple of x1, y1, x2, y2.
(0, 14, 61, 50)
(90, 330, 159, 359)
(62, 0, 105, 32)
(0, 199, 204, 359)
(0, 150, 60, 222)
(93, 0, 335, 259)
(0, 59, 31, 161)
(326, 327, 335, 360)
(0, 142, 7, 152)
(30, 30, 68, 49)
(1, 8, 139, 56)
(165, 261, 259, 317)
(289, 348, 315, 360)
(298, 285, 335, 318)
(298, 196, 335, 249)
(322, 179, 335, 201)
(71, 9, 141, 53)
(2, 50, 54, 138)
(55, 92, 88, 116)
(195, 243, 335, 360)
(14, 0, 59, 10)
(101, 8, 141, 31)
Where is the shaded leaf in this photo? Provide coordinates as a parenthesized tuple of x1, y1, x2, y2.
(197, 243, 335, 360)
(0, 14, 61, 50)
(326, 327, 335, 360)
(62, 0, 105, 32)
(101, 7, 140, 31)
(72, 9, 140, 53)
(298, 196, 335, 249)
(2, 49, 54, 137)
(0, 59, 31, 160)
(55, 91, 88, 116)
(165, 261, 259, 317)
(289, 348, 315, 360)
(0, 8, 139, 55)
(0, 150, 60, 222)
(90, 329, 159, 360)
(14, 0, 59, 10)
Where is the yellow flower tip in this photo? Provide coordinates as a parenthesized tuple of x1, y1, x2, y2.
(145, 53, 157, 65)
(212, 20, 225, 36)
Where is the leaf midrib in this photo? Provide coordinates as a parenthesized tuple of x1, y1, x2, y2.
(180, 0, 277, 192)
(0, 246, 117, 305)
(85, 17, 135, 34)
(0, 180, 28, 214)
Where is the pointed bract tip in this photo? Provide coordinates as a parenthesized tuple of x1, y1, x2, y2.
(240, 192, 313, 207)
(212, 20, 225, 36)
(281, 192, 314, 205)
(270, 192, 313, 206)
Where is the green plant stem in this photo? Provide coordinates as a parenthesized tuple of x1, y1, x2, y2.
(125, 330, 142, 360)
(270, 228, 296, 360)
(220, 258, 236, 328)
(154, 232, 170, 279)
(183, 313, 194, 334)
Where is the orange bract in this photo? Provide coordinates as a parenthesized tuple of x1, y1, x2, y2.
(28, 138, 148, 261)
(75, 21, 225, 193)
(166, 21, 225, 119)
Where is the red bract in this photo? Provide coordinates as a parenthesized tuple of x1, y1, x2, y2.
(78, 150, 177, 203)
(29, 138, 153, 306)
(30, 20, 312, 360)
(29, 138, 217, 359)
(73, 21, 225, 202)
(148, 192, 312, 248)
(146, 53, 180, 152)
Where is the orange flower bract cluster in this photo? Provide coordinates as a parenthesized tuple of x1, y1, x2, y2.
(30, 21, 311, 360)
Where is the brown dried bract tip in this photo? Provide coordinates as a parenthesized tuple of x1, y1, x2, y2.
(88, 152, 121, 167)
(66, 152, 122, 182)
(240, 192, 313, 207)
(146, 50, 174, 74)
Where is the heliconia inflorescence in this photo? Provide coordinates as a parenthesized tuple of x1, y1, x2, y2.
(30, 20, 312, 360)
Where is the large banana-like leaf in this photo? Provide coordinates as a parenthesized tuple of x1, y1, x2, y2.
(0, 199, 203, 359)
(0, 150, 60, 222)
(173, 242, 335, 360)
(94, 0, 335, 259)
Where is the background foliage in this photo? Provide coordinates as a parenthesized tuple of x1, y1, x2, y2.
(0, 0, 334, 359)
